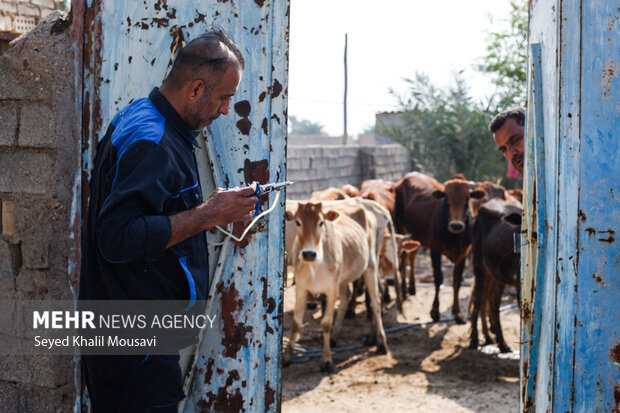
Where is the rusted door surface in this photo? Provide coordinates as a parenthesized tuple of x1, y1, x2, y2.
(522, 1, 619, 412)
(76, 1, 289, 411)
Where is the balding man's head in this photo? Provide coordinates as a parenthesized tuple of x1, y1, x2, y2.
(159, 29, 244, 131)
(163, 29, 245, 91)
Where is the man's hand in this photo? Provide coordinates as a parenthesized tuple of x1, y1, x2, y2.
(199, 182, 259, 227)
(166, 182, 258, 248)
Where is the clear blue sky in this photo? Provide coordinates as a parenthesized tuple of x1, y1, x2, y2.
(288, 0, 513, 137)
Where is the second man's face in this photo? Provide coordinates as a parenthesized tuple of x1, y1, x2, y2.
(493, 117, 525, 173)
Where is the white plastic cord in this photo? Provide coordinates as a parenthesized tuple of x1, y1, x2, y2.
(214, 190, 281, 242)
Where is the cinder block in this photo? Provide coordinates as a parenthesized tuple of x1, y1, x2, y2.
(0, 355, 73, 389)
(0, 14, 13, 33)
(13, 196, 53, 270)
(30, 0, 57, 11)
(0, 151, 55, 195)
(15, 269, 34, 295)
(0, 59, 28, 100)
(16, 2, 40, 16)
(286, 158, 300, 170)
(18, 102, 54, 147)
(0, 2, 17, 14)
(0, 239, 16, 284)
(0, 102, 18, 146)
(0, 377, 74, 412)
(14, 268, 61, 299)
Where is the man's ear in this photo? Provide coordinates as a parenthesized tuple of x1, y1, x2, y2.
(324, 210, 340, 221)
(187, 79, 205, 100)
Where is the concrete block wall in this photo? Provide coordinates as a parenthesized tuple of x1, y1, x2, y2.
(286, 144, 413, 200)
(0, 12, 77, 412)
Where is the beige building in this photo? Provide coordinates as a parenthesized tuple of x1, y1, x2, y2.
(0, 0, 64, 52)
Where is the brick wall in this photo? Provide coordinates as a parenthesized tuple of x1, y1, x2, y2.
(286, 144, 414, 200)
(0, 12, 76, 412)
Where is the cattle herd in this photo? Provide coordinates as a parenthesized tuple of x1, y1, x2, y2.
(283, 171, 523, 372)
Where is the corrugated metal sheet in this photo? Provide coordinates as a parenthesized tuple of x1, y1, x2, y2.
(522, 1, 619, 411)
(74, 0, 288, 411)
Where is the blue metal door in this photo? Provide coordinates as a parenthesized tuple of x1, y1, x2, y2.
(522, 1, 619, 411)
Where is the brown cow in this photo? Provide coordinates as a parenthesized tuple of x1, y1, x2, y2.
(507, 188, 523, 203)
(358, 179, 396, 220)
(340, 184, 360, 197)
(469, 181, 508, 217)
(283, 202, 389, 372)
(469, 198, 522, 352)
(310, 187, 351, 201)
(394, 172, 485, 323)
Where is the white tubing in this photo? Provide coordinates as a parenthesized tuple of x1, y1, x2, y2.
(215, 190, 281, 242)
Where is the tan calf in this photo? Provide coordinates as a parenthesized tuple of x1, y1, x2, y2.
(283, 202, 389, 372)
(379, 233, 421, 297)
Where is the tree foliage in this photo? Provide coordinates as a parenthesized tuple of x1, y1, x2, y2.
(379, 2, 527, 186)
(477, 0, 528, 108)
(289, 116, 326, 135)
(381, 72, 510, 185)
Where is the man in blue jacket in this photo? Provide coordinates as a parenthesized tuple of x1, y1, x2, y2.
(79, 29, 257, 412)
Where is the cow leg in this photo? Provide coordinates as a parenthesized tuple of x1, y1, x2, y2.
(380, 277, 391, 304)
(318, 294, 327, 319)
(451, 256, 467, 324)
(489, 283, 511, 353)
(283, 285, 308, 367)
(362, 267, 389, 355)
(345, 280, 361, 319)
(408, 252, 417, 296)
(320, 289, 338, 373)
(481, 300, 494, 345)
(400, 253, 408, 299)
(468, 267, 485, 349)
(331, 283, 351, 344)
(430, 250, 443, 322)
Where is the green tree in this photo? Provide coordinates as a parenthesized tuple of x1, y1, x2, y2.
(477, 0, 528, 108)
(381, 72, 510, 185)
(289, 116, 326, 135)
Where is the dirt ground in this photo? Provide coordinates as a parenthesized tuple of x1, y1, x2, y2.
(281, 250, 520, 413)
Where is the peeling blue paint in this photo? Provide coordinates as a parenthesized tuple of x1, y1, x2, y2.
(523, 2, 619, 411)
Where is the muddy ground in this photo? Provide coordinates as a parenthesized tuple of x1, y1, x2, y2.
(282, 250, 520, 413)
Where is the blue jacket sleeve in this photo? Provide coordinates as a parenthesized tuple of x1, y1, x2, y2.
(96, 140, 174, 263)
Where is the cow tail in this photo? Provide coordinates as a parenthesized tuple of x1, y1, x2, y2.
(385, 210, 404, 314)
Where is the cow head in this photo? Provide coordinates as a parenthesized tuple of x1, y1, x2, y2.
(285, 202, 339, 263)
(469, 181, 508, 216)
(433, 179, 485, 234)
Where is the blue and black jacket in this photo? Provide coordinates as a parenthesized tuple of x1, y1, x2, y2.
(79, 88, 209, 305)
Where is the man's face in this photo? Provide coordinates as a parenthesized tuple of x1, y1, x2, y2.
(493, 117, 525, 173)
(186, 65, 242, 130)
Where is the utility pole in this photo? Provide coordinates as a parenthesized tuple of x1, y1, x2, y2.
(343, 33, 348, 145)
